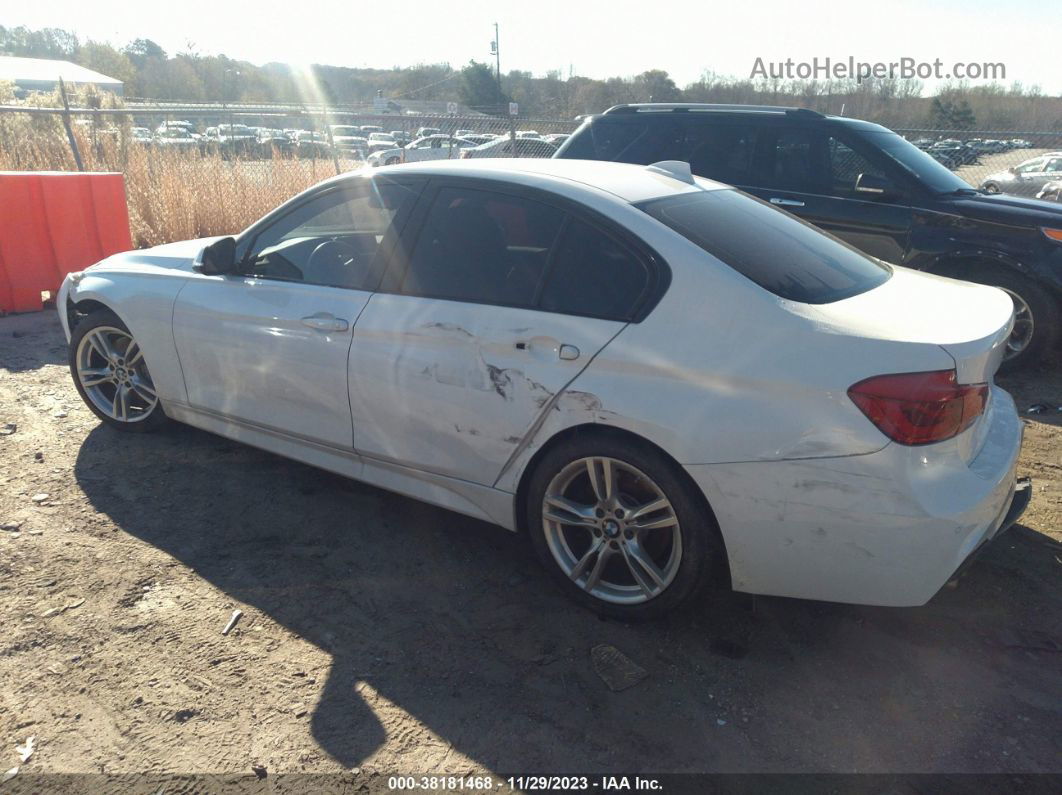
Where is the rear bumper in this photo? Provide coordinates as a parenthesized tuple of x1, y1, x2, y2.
(946, 476, 1031, 585)
(685, 386, 1026, 607)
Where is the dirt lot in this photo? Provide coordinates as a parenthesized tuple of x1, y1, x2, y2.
(0, 309, 1059, 785)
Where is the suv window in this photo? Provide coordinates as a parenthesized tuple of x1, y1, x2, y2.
(759, 128, 823, 193)
(559, 117, 757, 184)
(638, 189, 890, 304)
(400, 186, 564, 306)
(244, 178, 419, 289)
(540, 219, 649, 319)
(826, 137, 893, 198)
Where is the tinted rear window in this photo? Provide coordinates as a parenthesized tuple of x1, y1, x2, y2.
(637, 189, 890, 304)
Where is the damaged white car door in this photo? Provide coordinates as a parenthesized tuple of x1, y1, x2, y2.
(348, 180, 654, 485)
(172, 178, 422, 447)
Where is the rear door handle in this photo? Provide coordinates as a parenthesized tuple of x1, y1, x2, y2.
(301, 312, 349, 332)
(769, 197, 805, 207)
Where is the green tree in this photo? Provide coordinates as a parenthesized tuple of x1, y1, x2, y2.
(459, 60, 507, 112)
(78, 41, 136, 86)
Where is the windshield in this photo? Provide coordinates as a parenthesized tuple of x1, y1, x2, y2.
(638, 189, 890, 304)
(865, 131, 971, 193)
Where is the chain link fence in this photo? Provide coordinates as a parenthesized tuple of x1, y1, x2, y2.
(2, 101, 1061, 247)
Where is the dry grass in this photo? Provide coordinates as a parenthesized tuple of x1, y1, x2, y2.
(0, 93, 354, 248)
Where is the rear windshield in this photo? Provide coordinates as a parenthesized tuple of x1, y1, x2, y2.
(637, 189, 890, 304)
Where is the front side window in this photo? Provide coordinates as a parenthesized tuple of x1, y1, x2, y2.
(243, 178, 420, 290)
(400, 186, 565, 306)
(638, 188, 890, 304)
(826, 136, 894, 198)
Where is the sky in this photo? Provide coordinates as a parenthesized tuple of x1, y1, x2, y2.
(5, 0, 1059, 94)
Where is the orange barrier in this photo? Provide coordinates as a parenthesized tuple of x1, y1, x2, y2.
(0, 172, 133, 313)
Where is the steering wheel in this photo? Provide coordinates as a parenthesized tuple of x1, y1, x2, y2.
(306, 239, 362, 287)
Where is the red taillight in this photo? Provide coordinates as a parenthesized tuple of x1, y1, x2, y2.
(847, 370, 988, 446)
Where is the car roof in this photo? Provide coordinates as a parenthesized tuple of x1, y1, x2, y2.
(363, 158, 728, 204)
(590, 103, 891, 133)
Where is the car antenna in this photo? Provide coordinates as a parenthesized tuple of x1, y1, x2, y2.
(645, 161, 695, 185)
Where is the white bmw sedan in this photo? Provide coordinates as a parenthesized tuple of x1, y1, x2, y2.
(58, 159, 1029, 619)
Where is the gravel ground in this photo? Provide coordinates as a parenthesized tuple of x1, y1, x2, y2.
(0, 309, 1059, 785)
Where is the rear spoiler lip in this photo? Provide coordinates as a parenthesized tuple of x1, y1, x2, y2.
(937, 310, 1013, 385)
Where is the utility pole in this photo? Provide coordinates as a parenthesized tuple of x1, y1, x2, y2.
(491, 23, 501, 93)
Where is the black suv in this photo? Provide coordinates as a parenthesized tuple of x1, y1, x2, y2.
(556, 103, 1062, 369)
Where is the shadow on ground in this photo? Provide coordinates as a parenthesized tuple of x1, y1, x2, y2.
(71, 421, 1062, 773)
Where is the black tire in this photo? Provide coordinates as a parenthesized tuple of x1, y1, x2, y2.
(69, 308, 169, 433)
(964, 267, 1060, 372)
(526, 434, 724, 621)
(982, 182, 1000, 194)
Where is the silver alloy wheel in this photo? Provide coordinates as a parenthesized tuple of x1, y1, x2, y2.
(542, 456, 682, 605)
(1001, 288, 1035, 357)
(75, 326, 159, 423)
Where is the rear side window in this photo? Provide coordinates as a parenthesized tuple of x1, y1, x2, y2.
(540, 219, 649, 319)
(400, 186, 564, 306)
(638, 189, 890, 304)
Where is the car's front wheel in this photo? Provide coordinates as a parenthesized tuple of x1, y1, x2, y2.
(69, 308, 168, 432)
(982, 182, 1000, 194)
(526, 435, 722, 620)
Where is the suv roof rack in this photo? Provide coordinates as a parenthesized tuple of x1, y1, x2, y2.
(602, 103, 826, 118)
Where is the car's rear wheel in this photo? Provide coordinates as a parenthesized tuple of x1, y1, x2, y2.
(69, 309, 168, 432)
(982, 182, 1000, 194)
(526, 435, 722, 620)
(965, 268, 1059, 371)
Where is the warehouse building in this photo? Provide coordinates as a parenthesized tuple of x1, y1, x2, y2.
(0, 55, 123, 98)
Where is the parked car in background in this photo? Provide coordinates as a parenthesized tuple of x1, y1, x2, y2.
(156, 120, 198, 138)
(1037, 180, 1062, 203)
(545, 133, 570, 146)
(455, 129, 474, 137)
(366, 132, 398, 154)
(516, 130, 543, 139)
(1011, 139, 1034, 149)
(154, 127, 199, 151)
(130, 127, 154, 145)
(980, 154, 1062, 197)
(293, 130, 333, 158)
(203, 124, 257, 156)
(928, 139, 979, 168)
(256, 128, 294, 158)
(556, 103, 1062, 368)
(415, 126, 441, 138)
(57, 159, 1028, 619)
(458, 134, 495, 146)
(460, 136, 557, 159)
(390, 130, 411, 147)
(366, 134, 478, 166)
(360, 125, 383, 135)
(329, 126, 369, 159)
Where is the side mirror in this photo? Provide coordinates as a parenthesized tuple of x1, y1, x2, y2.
(854, 173, 901, 201)
(194, 237, 237, 275)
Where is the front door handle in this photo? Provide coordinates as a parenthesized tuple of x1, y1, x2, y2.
(301, 312, 349, 332)
(769, 197, 805, 207)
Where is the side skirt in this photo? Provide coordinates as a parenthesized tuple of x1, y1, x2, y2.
(165, 402, 517, 531)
